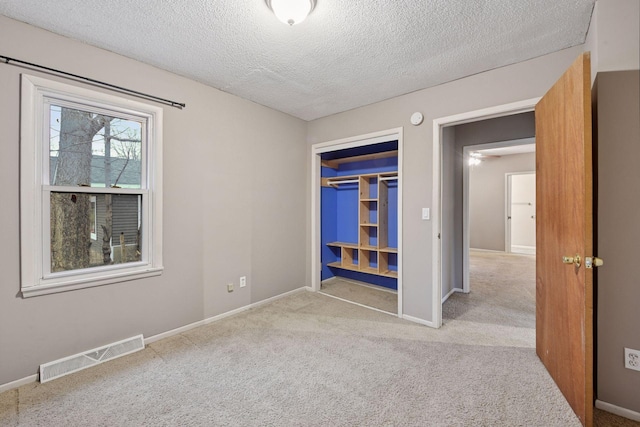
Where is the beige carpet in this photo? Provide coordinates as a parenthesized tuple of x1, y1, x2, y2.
(320, 277, 397, 314)
(0, 255, 635, 425)
(444, 250, 638, 426)
(443, 250, 536, 329)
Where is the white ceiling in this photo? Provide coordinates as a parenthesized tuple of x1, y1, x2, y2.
(0, 0, 595, 121)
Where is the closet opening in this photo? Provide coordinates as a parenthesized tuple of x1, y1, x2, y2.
(311, 128, 403, 317)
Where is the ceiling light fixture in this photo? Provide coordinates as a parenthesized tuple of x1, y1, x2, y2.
(469, 152, 482, 166)
(266, 0, 316, 26)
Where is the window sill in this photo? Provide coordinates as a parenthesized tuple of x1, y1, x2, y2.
(21, 267, 164, 298)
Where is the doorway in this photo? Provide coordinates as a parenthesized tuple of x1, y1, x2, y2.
(432, 98, 540, 328)
(462, 138, 536, 293)
(311, 128, 403, 317)
(446, 139, 537, 329)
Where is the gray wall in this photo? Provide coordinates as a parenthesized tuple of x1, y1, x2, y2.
(595, 70, 640, 414)
(588, 0, 640, 74)
(469, 153, 536, 251)
(0, 16, 307, 386)
(586, 0, 640, 414)
(307, 46, 584, 322)
(440, 126, 458, 298)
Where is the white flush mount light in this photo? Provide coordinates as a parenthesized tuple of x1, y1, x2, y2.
(266, 0, 316, 26)
(468, 152, 482, 166)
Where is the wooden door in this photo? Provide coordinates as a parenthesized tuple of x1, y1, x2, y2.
(535, 52, 593, 426)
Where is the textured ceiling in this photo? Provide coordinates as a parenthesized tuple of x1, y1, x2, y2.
(0, 0, 595, 120)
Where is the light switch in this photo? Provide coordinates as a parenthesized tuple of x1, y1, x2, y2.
(422, 208, 430, 220)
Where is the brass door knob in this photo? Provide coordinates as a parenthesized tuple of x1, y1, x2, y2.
(585, 257, 604, 269)
(563, 255, 581, 267)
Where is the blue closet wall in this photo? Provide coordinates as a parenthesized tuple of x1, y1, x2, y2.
(320, 154, 398, 290)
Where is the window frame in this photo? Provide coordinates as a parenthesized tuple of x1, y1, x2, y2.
(90, 196, 97, 241)
(20, 74, 163, 297)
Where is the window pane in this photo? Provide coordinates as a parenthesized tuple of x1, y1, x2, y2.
(50, 192, 142, 273)
(49, 104, 142, 188)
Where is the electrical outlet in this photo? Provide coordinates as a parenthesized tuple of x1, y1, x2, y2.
(240, 276, 246, 288)
(227, 283, 234, 293)
(625, 348, 640, 371)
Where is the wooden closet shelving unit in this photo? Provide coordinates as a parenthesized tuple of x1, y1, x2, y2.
(324, 171, 398, 278)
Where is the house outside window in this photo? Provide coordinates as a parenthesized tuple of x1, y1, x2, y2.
(20, 75, 163, 297)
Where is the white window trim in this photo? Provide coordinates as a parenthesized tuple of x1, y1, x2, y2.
(20, 74, 163, 297)
(90, 196, 97, 241)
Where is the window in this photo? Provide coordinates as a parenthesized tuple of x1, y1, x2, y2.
(20, 75, 163, 297)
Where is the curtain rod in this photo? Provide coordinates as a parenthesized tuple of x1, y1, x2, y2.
(1, 55, 186, 109)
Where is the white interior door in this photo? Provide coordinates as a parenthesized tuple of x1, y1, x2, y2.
(507, 172, 536, 254)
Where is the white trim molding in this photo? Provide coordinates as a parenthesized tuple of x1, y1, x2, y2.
(146, 286, 309, 344)
(441, 287, 462, 304)
(0, 374, 39, 394)
(596, 400, 640, 422)
(401, 314, 436, 328)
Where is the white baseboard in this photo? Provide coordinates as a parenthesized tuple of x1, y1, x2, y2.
(469, 248, 504, 253)
(0, 286, 309, 393)
(0, 374, 38, 394)
(596, 399, 640, 422)
(441, 287, 463, 303)
(148, 286, 308, 342)
(510, 245, 536, 255)
(144, 319, 208, 345)
(402, 314, 436, 328)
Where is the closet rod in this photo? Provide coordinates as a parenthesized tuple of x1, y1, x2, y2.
(327, 179, 359, 186)
(379, 176, 398, 181)
(1, 55, 186, 109)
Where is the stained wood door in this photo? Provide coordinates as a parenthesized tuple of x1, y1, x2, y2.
(535, 52, 593, 427)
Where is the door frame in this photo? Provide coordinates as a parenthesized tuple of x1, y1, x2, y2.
(505, 171, 536, 255)
(310, 127, 404, 317)
(432, 98, 540, 327)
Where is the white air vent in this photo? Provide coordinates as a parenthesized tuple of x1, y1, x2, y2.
(39, 334, 144, 383)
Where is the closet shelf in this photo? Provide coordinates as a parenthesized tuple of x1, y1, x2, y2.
(327, 262, 398, 279)
(321, 171, 398, 188)
(321, 150, 398, 169)
(379, 247, 398, 254)
(327, 241, 358, 249)
(359, 223, 378, 227)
